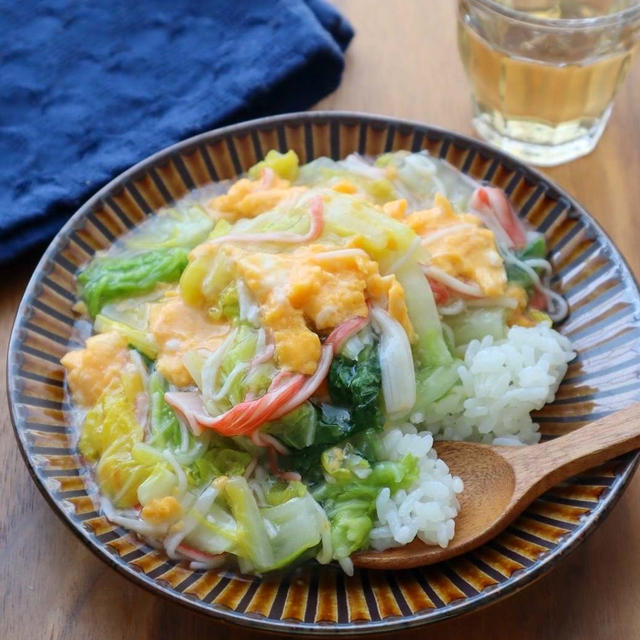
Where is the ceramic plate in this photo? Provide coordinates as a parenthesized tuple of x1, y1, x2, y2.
(8, 112, 640, 634)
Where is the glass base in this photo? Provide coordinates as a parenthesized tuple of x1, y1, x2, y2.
(471, 103, 612, 167)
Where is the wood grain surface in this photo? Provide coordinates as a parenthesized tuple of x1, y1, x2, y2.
(2, 2, 640, 638)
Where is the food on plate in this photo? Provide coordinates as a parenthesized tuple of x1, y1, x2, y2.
(61, 149, 574, 574)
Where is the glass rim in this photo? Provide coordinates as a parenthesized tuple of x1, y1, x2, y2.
(466, 0, 640, 29)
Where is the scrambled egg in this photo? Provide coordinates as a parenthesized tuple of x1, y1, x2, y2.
(331, 179, 359, 195)
(405, 194, 506, 297)
(381, 198, 408, 220)
(227, 244, 414, 375)
(149, 291, 230, 387)
(208, 172, 306, 222)
(141, 496, 182, 525)
(61, 332, 131, 407)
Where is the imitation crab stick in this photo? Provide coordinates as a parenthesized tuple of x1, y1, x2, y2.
(165, 317, 369, 438)
(470, 186, 527, 249)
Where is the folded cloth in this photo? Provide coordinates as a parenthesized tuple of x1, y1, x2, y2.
(0, 0, 353, 262)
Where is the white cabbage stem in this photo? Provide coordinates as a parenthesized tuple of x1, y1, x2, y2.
(438, 299, 466, 315)
(200, 328, 238, 414)
(161, 449, 188, 496)
(212, 361, 249, 402)
(101, 498, 159, 538)
(236, 278, 260, 326)
(341, 153, 385, 179)
(370, 306, 416, 417)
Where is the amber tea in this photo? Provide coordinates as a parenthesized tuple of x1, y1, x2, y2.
(457, 0, 640, 165)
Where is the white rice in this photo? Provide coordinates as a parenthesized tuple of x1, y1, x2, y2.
(370, 425, 463, 551)
(418, 324, 575, 445)
(371, 324, 573, 552)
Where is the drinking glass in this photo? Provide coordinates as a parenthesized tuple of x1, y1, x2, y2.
(457, 0, 640, 166)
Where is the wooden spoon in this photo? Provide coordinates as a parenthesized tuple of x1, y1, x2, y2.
(354, 403, 640, 570)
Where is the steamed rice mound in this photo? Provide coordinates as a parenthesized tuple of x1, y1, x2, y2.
(414, 324, 575, 445)
(370, 324, 574, 553)
(370, 426, 463, 551)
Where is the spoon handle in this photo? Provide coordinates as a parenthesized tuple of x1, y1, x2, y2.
(507, 402, 640, 499)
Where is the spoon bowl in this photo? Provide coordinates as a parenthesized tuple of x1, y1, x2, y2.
(355, 403, 640, 570)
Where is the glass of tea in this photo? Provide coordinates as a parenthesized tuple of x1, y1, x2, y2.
(457, 0, 640, 166)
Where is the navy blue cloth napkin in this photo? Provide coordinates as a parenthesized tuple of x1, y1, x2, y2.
(0, 0, 353, 262)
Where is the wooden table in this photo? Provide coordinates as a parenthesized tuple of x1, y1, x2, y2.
(2, 2, 640, 638)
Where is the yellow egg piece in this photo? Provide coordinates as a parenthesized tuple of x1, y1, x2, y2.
(61, 331, 131, 407)
(331, 179, 359, 194)
(207, 173, 307, 222)
(405, 194, 507, 297)
(149, 292, 230, 387)
(381, 198, 408, 220)
(228, 244, 414, 374)
(141, 496, 183, 525)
